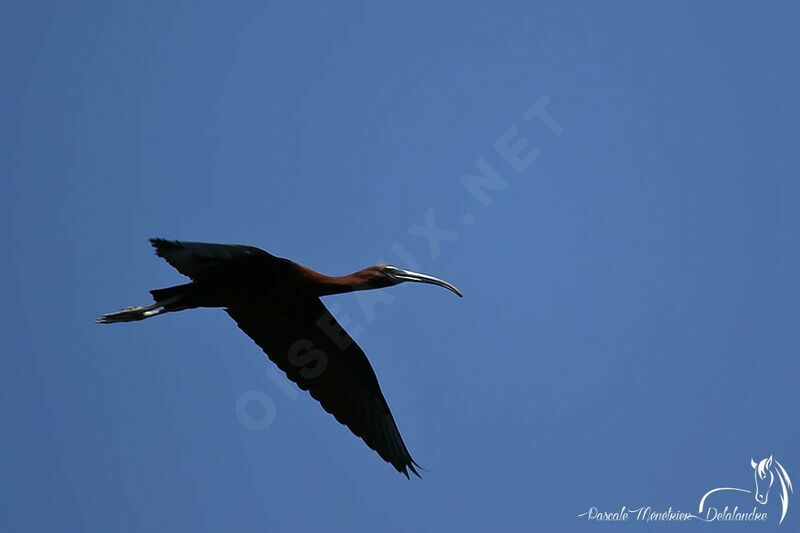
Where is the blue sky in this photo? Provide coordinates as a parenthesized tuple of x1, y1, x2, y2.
(2, 1, 798, 531)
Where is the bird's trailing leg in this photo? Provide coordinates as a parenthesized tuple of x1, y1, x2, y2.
(96, 296, 180, 324)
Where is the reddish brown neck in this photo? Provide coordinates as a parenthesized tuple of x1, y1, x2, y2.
(297, 265, 379, 297)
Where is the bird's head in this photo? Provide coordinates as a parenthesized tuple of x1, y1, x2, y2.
(361, 265, 463, 297)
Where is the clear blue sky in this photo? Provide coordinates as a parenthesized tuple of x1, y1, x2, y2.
(2, 1, 798, 532)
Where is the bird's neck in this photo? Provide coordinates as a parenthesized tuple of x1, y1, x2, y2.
(306, 269, 377, 297)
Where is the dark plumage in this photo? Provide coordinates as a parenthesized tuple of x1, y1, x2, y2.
(98, 239, 462, 477)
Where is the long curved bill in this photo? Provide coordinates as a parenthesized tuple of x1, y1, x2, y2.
(392, 268, 463, 297)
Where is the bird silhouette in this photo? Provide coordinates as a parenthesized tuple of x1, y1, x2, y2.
(98, 238, 462, 477)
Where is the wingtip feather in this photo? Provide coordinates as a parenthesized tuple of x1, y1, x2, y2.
(149, 238, 175, 254)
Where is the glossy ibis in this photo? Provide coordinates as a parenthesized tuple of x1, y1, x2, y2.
(97, 239, 462, 477)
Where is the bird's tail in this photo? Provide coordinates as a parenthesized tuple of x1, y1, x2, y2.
(149, 284, 190, 303)
(97, 284, 191, 324)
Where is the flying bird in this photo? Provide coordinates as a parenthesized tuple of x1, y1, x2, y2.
(97, 239, 462, 478)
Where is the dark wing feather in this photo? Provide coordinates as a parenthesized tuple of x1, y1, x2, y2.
(150, 238, 275, 279)
(226, 299, 421, 478)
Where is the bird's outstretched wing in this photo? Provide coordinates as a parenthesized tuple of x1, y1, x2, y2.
(226, 299, 421, 478)
(150, 238, 276, 280)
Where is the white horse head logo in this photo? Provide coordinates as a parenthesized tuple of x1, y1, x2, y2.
(752, 455, 793, 519)
(699, 455, 793, 524)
